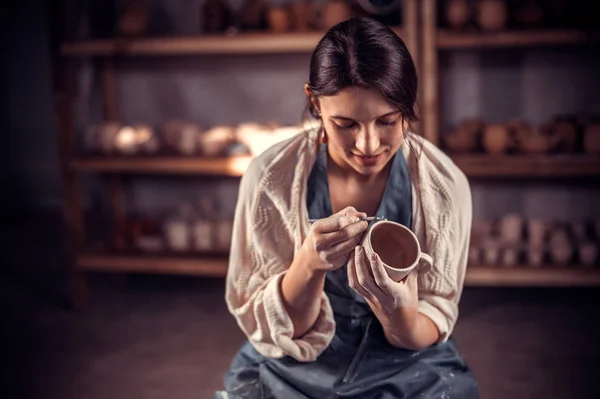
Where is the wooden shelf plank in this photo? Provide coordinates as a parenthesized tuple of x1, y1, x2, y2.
(62, 29, 404, 56)
(450, 154, 600, 178)
(437, 29, 600, 49)
(465, 266, 600, 287)
(70, 156, 253, 176)
(77, 253, 229, 277)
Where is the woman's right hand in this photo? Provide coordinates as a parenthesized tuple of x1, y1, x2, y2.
(302, 206, 369, 272)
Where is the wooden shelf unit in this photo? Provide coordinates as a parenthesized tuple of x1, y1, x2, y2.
(450, 154, 600, 178)
(61, 29, 406, 57)
(75, 251, 600, 287)
(437, 29, 600, 49)
(50, 2, 421, 307)
(465, 266, 600, 287)
(71, 155, 252, 176)
(78, 252, 229, 277)
(419, 0, 600, 288)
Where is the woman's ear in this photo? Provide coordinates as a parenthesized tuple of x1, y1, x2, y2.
(304, 83, 320, 115)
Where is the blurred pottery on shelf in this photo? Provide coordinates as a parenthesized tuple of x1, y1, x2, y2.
(290, 1, 311, 31)
(513, 0, 544, 29)
(267, 6, 291, 32)
(578, 241, 598, 268)
(548, 227, 572, 265)
(445, 0, 472, 30)
(583, 124, 600, 154)
(476, 0, 507, 32)
(162, 120, 203, 155)
(197, 125, 236, 157)
(526, 244, 545, 267)
(482, 123, 511, 154)
(516, 123, 560, 154)
(117, 0, 150, 36)
(319, 0, 352, 30)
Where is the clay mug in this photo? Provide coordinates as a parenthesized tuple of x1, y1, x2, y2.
(360, 221, 432, 282)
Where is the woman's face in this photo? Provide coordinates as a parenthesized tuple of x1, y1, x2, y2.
(315, 86, 407, 177)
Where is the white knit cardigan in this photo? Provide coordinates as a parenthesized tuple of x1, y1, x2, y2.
(225, 127, 472, 362)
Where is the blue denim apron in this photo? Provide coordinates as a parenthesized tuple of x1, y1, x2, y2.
(215, 145, 479, 398)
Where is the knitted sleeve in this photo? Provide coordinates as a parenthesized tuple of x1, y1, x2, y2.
(224, 157, 336, 362)
(417, 150, 473, 343)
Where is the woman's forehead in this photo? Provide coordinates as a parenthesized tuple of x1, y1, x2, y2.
(319, 87, 397, 120)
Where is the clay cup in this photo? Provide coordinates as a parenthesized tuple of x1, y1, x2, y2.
(360, 221, 432, 282)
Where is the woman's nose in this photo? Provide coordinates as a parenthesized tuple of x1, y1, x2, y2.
(355, 127, 380, 155)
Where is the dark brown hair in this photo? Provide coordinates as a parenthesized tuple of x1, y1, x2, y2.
(304, 17, 419, 135)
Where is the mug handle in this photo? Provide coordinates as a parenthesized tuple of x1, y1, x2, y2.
(417, 253, 433, 275)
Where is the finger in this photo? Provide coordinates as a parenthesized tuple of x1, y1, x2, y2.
(317, 219, 368, 248)
(312, 215, 361, 234)
(406, 269, 419, 290)
(347, 247, 371, 299)
(336, 206, 367, 219)
(355, 247, 385, 300)
(320, 232, 363, 261)
(370, 252, 391, 291)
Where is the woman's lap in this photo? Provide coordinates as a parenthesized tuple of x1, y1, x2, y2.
(216, 338, 479, 399)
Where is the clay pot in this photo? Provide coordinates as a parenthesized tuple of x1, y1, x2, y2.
(114, 125, 140, 155)
(501, 247, 519, 267)
(482, 123, 511, 154)
(527, 219, 547, 247)
(583, 124, 600, 154)
(239, 0, 267, 31)
(133, 124, 160, 154)
(202, 0, 232, 33)
(193, 220, 214, 251)
(443, 130, 478, 153)
(91, 121, 121, 155)
(164, 218, 190, 251)
(526, 244, 545, 267)
(469, 246, 481, 265)
(117, 0, 150, 36)
(130, 217, 163, 252)
(319, 0, 352, 31)
(548, 227, 573, 265)
(481, 238, 501, 265)
(290, 1, 311, 31)
(498, 214, 523, 245)
(552, 119, 578, 153)
(267, 6, 291, 33)
(162, 121, 202, 155)
(197, 125, 235, 157)
(516, 123, 560, 154)
(579, 241, 598, 268)
(445, 0, 472, 30)
(361, 221, 432, 281)
(216, 219, 234, 251)
(514, 0, 544, 29)
(476, 0, 508, 32)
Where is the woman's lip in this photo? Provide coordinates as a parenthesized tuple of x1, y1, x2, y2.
(353, 153, 383, 166)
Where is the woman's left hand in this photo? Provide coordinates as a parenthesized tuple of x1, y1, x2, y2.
(347, 245, 421, 346)
(348, 245, 419, 313)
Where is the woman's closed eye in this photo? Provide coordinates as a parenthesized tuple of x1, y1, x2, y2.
(377, 118, 399, 127)
(334, 121, 358, 130)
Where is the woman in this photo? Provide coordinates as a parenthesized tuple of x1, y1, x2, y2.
(215, 18, 479, 399)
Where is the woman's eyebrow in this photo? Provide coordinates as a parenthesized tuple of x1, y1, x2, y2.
(330, 111, 399, 121)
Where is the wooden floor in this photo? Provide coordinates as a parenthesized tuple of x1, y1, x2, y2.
(2, 211, 600, 399)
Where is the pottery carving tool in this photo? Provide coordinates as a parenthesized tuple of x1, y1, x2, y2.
(308, 216, 386, 224)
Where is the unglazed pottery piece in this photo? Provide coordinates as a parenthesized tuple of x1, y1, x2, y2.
(360, 221, 432, 282)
